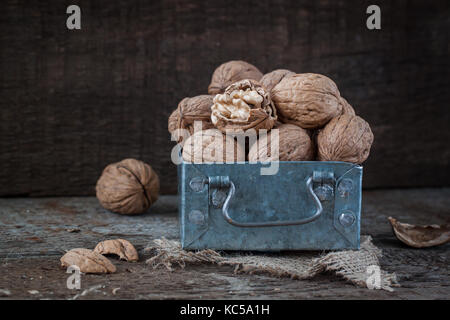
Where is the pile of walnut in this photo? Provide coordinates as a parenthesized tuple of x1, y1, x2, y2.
(168, 60, 374, 164)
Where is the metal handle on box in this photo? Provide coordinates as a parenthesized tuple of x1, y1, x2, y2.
(217, 176, 323, 228)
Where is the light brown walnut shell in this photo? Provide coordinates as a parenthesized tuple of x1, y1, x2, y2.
(182, 129, 245, 163)
(96, 159, 160, 215)
(339, 97, 356, 116)
(388, 217, 450, 248)
(271, 73, 342, 129)
(211, 79, 277, 134)
(60, 248, 116, 274)
(317, 114, 374, 164)
(248, 124, 314, 162)
(94, 239, 139, 262)
(259, 69, 295, 93)
(168, 109, 178, 135)
(168, 95, 214, 143)
(208, 60, 263, 95)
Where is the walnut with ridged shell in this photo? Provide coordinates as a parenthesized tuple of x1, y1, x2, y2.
(272, 73, 342, 129)
(248, 124, 314, 162)
(317, 114, 374, 164)
(211, 79, 277, 134)
(182, 129, 245, 163)
(208, 60, 263, 95)
(168, 95, 214, 143)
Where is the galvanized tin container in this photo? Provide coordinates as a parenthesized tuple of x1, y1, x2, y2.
(178, 161, 362, 251)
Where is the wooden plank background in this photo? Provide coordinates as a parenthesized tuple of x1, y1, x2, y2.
(0, 0, 449, 196)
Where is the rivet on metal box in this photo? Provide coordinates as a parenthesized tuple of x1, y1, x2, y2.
(178, 161, 362, 251)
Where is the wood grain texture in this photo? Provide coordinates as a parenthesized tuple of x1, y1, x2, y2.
(0, 190, 449, 299)
(0, 0, 449, 195)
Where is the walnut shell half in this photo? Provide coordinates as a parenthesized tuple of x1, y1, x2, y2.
(208, 60, 263, 95)
(259, 69, 295, 93)
(182, 129, 245, 163)
(61, 248, 116, 274)
(94, 239, 139, 262)
(96, 159, 160, 215)
(388, 217, 450, 248)
(168, 95, 214, 143)
(272, 73, 342, 129)
(317, 114, 374, 164)
(249, 124, 314, 162)
(211, 79, 277, 134)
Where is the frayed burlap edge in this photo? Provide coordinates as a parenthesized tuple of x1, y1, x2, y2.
(144, 236, 399, 292)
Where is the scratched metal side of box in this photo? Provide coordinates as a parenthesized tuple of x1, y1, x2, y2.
(179, 161, 362, 251)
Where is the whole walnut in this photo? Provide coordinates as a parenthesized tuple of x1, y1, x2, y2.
(259, 69, 295, 92)
(317, 114, 374, 164)
(339, 97, 356, 116)
(208, 60, 263, 95)
(182, 129, 245, 163)
(248, 124, 314, 162)
(271, 73, 342, 129)
(211, 79, 277, 134)
(96, 159, 160, 215)
(168, 95, 215, 143)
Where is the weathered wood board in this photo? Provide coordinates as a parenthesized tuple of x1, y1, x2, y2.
(0, 0, 449, 195)
(0, 189, 449, 299)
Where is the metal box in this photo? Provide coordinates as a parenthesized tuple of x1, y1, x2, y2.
(178, 161, 362, 251)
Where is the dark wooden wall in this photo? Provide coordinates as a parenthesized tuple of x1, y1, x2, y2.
(0, 0, 449, 196)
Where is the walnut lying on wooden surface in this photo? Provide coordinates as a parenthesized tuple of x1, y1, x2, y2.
(259, 69, 295, 93)
(94, 239, 139, 262)
(271, 73, 342, 129)
(317, 114, 374, 164)
(168, 95, 214, 143)
(388, 217, 450, 248)
(182, 129, 245, 163)
(208, 60, 263, 95)
(248, 124, 314, 162)
(96, 159, 160, 215)
(211, 79, 277, 133)
(60, 248, 116, 274)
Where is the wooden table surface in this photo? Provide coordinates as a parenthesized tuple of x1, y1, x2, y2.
(0, 189, 449, 300)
